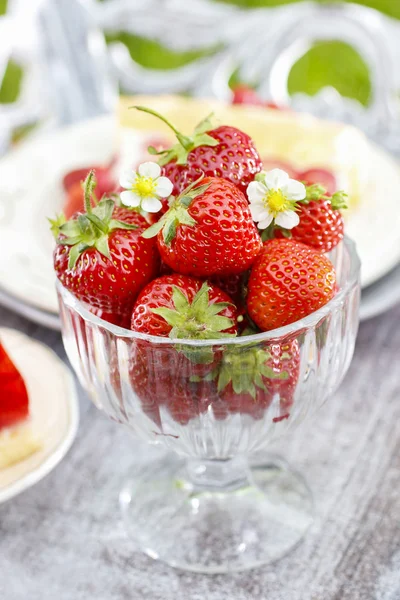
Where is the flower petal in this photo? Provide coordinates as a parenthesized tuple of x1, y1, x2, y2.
(141, 197, 163, 213)
(264, 168, 289, 191)
(283, 179, 306, 201)
(247, 180, 266, 203)
(276, 210, 300, 229)
(258, 213, 274, 229)
(138, 161, 161, 179)
(120, 190, 141, 208)
(120, 170, 137, 189)
(250, 203, 268, 221)
(155, 176, 173, 198)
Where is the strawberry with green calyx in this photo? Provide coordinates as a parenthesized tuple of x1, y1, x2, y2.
(143, 176, 262, 277)
(247, 168, 347, 252)
(131, 275, 239, 369)
(132, 105, 262, 195)
(53, 170, 160, 313)
(214, 341, 295, 420)
(247, 238, 337, 332)
(303, 183, 348, 209)
(283, 184, 347, 253)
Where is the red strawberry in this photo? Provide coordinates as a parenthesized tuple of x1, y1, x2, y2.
(163, 378, 214, 425)
(288, 185, 347, 253)
(129, 342, 216, 426)
(131, 274, 238, 383)
(298, 168, 337, 195)
(232, 84, 265, 106)
(267, 339, 300, 421)
(131, 275, 238, 338)
(215, 339, 299, 420)
(247, 239, 336, 331)
(86, 305, 131, 329)
(134, 106, 262, 196)
(52, 171, 160, 313)
(210, 273, 245, 308)
(231, 85, 287, 111)
(143, 177, 262, 277)
(0, 342, 29, 429)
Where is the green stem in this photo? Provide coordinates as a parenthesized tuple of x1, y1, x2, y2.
(132, 105, 193, 150)
(83, 170, 95, 214)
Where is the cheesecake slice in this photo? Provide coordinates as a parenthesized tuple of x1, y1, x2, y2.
(0, 341, 40, 469)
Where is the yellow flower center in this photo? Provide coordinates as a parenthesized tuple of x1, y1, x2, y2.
(133, 176, 157, 197)
(265, 189, 290, 216)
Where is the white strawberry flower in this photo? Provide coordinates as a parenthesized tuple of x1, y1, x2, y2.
(247, 168, 306, 230)
(120, 161, 173, 213)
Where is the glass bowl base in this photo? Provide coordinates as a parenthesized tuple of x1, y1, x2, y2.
(119, 454, 314, 574)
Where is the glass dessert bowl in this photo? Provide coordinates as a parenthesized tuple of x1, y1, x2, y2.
(57, 237, 360, 574)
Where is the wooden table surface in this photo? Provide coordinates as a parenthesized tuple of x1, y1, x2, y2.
(1, 302, 399, 600)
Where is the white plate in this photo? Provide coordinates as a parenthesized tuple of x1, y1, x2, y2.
(0, 328, 79, 503)
(0, 108, 400, 323)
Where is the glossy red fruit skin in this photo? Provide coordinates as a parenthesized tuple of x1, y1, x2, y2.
(0, 343, 29, 429)
(290, 199, 344, 253)
(219, 339, 300, 421)
(298, 168, 337, 195)
(161, 126, 262, 196)
(210, 273, 244, 308)
(267, 339, 300, 421)
(247, 239, 336, 331)
(158, 178, 263, 277)
(129, 341, 216, 426)
(222, 384, 273, 420)
(86, 305, 131, 329)
(54, 207, 160, 313)
(130, 274, 238, 337)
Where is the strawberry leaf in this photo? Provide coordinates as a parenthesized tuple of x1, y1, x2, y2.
(68, 243, 88, 270)
(109, 219, 138, 231)
(171, 286, 190, 313)
(149, 281, 236, 364)
(163, 219, 177, 245)
(141, 218, 166, 239)
(194, 113, 215, 135)
(48, 213, 66, 240)
(331, 190, 348, 210)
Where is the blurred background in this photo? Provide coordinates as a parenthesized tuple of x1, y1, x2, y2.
(1, 0, 400, 327)
(1, 0, 400, 149)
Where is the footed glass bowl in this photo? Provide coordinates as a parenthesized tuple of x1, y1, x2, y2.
(57, 237, 360, 573)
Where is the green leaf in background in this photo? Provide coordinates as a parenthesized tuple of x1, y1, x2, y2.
(105, 32, 219, 70)
(0, 60, 23, 104)
(11, 121, 39, 144)
(215, 0, 400, 20)
(288, 40, 372, 106)
(0, 0, 7, 16)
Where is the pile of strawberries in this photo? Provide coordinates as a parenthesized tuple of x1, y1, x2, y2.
(52, 106, 347, 426)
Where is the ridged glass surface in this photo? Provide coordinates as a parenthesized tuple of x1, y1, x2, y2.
(58, 238, 360, 460)
(57, 237, 360, 573)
